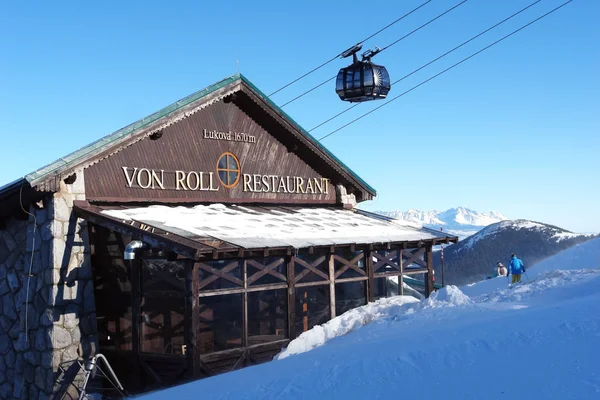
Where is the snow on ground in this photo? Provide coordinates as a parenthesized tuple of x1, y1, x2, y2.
(135, 240, 600, 400)
(461, 236, 600, 297)
(275, 295, 419, 361)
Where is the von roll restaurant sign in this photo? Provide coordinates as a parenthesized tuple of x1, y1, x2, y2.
(116, 149, 334, 203)
(83, 116, 337, 204)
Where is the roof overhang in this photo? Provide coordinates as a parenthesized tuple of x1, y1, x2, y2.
(73, 201, 458, 261)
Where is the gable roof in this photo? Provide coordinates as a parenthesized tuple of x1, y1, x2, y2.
(1, 73, 376, 200)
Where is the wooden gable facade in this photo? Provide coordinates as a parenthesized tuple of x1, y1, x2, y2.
(0, 74, 457, 397)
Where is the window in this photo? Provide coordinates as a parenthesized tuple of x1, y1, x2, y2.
(198, 259, 242, 291)
(247, 257, 287, 286)
(248, 289, 287, 344)
(295, 285, 330, 337)
(216, 152, 241, 188)
(335, 281, 366, 316)
(198, 294, 243, 354)
(140, 260, 186, 354)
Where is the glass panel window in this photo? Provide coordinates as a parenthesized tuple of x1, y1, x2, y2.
(345, 69, 354, 88)
(217, 155, 227, 169)
(334, 249, 365, 279)
(198, 260, 242, 292)
(247, 257, 287, 286)
(336, 73, 344, 91)
(248, 289, 288, 345)
(335, 281, 366, 316)
(198, 294, 243, 354)
(363, 67, 374, 87)
(353, 69, 362, 88)
(295, 285, 330, 337)
(92, 227, 133, 352)
(295, 250, 329, 283)
(374, 250, 401, 274)
(218, 170, 228, 185)
(140, 260, 186, 354)
(373, 276, 400, 301)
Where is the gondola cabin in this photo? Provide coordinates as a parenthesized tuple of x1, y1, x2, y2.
(336, 44, 391, 102)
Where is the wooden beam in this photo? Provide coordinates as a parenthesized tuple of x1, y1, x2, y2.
(335, 276, 368, 283)
(374, 271, 403, 278)
(287, 255, 296, 340)
(425, 244, 434, 297)
(402, 267, 428, 275)
(366, 249, 374, 303)
(185, 261, 200, 377)
(197, 283, 289, 297)
(328, 253, 336, 319)
(399, 250, 404, 296)
(242, 260, 248, 347)
(130, 259, 142, 387)
(295, 281, 330, 289)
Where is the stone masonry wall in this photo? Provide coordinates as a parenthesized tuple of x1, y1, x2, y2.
(0, 170, 97, 399)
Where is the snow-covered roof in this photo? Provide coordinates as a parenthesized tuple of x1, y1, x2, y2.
(101, 204, 453, 250)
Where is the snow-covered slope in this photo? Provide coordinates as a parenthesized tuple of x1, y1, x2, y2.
(435, 219, 596, 285)
(462, 236, 600, 297)
(136, 242, 600, 400)
(375, 207, 507, 239)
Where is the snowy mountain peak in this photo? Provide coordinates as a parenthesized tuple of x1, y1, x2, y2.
(374, 207, 508, 239)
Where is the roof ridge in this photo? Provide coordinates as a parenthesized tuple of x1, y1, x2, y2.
(6, 72, 376, 199)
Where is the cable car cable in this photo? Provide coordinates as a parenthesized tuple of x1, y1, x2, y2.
(317, 0, 574, 141)
(279, 0, 470, 107)
(309, 0, 543, 132)
(267, 1, 432, 97)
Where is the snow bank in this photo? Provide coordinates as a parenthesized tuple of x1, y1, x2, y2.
(275, 295, 419, 360)
(424, 285, 472, 306)
(277, 285, 472, 361)
(136, 266, 600, 400)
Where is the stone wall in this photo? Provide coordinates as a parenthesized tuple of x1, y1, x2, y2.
(0, 170, 98, 399)
(0, 216, 29, 399)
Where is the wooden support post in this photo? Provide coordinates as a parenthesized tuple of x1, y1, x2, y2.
(185, 260, 200, 377)
(441, 244, 445, 287)
(242, 260, 248, 348)
(366, 249, 374, 302)
(328, 252, 336, 319)
(425, 244, 434, 297)
(287, 255, 296, 339)
(130, 259, 142, 388)
(399, 250, 404, 296)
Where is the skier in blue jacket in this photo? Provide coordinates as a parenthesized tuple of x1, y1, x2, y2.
(508, 253, 525, 284)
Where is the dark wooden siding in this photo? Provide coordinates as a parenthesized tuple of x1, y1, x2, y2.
(85, 99, 336, 204)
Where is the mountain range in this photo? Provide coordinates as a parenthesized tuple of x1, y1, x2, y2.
(433, 219, 597, 285)
(375, 207, 507, 239)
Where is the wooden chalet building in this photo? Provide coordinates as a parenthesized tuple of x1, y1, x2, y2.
(0, 74, 457, 398)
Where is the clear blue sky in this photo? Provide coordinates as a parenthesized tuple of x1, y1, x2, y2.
(1, 0, 598, 232)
